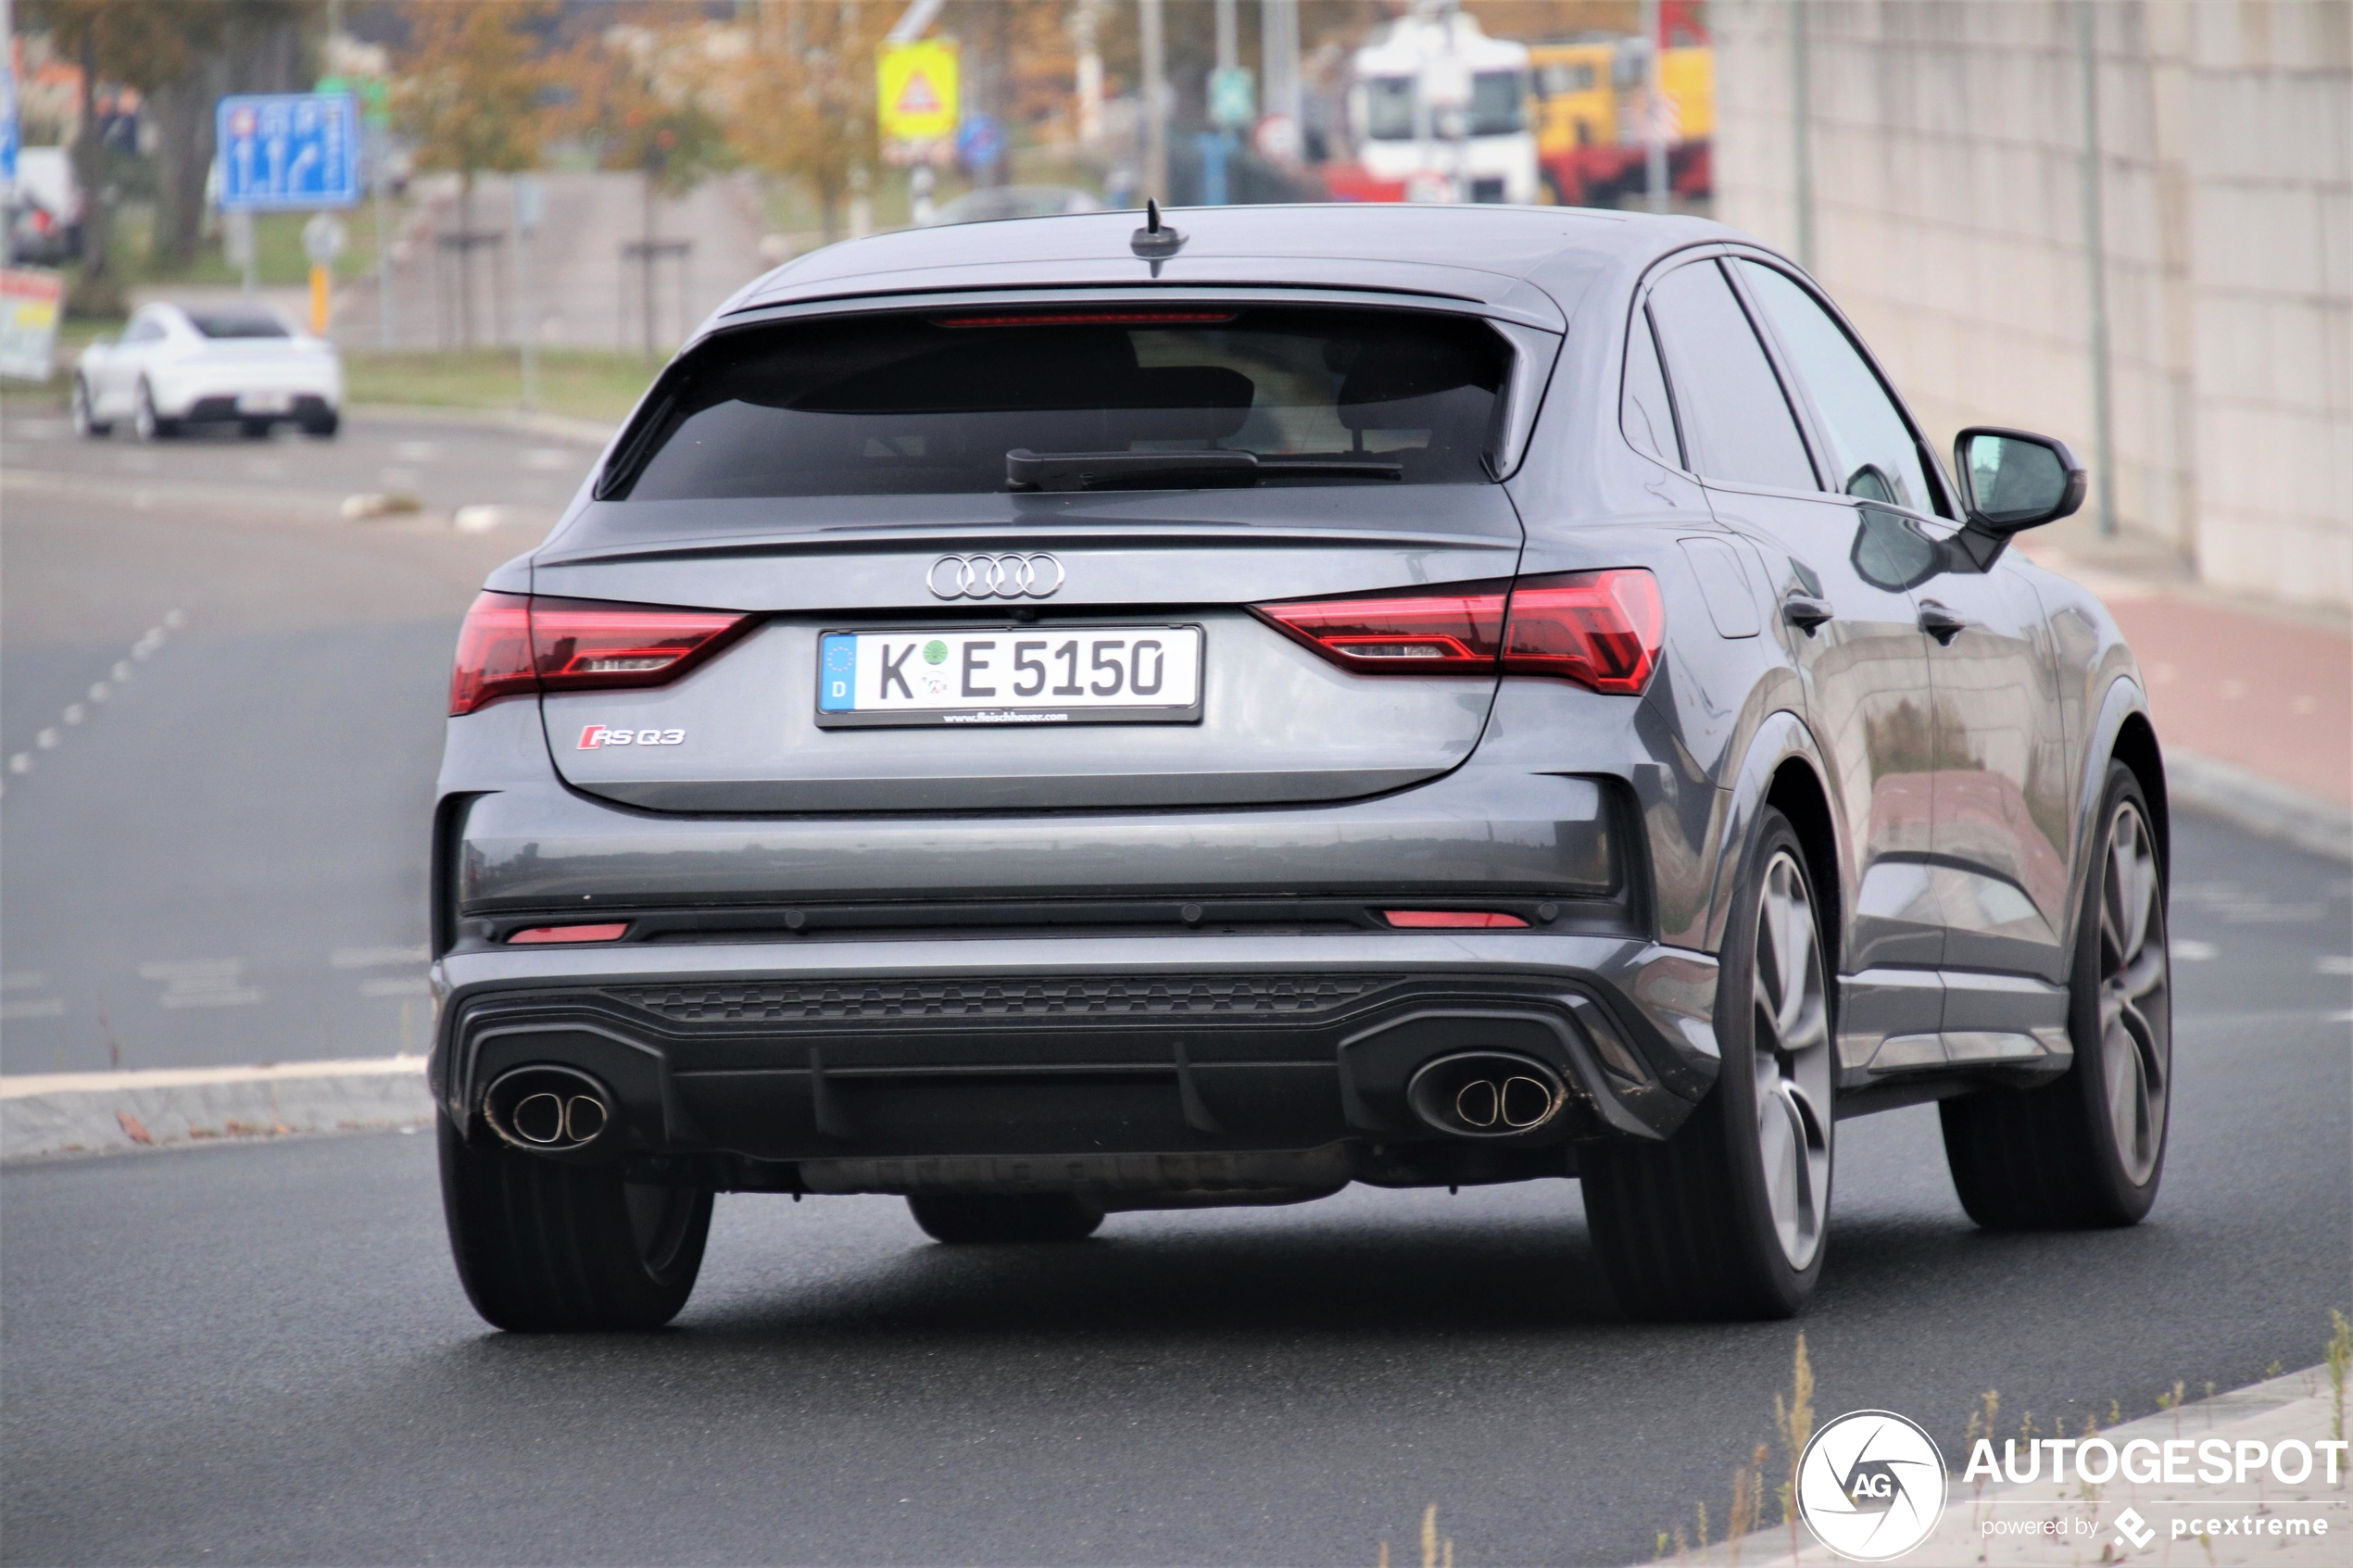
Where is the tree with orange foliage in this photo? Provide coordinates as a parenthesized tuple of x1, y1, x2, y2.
(392, 0, 555, 344)
(723, 0, 894, 245)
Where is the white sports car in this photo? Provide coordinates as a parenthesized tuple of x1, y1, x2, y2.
(73, 302, 342, 441)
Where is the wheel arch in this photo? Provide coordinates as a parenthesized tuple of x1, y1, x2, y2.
(2063, 676, 2167, 960)
(1704, 710, 1845, 963)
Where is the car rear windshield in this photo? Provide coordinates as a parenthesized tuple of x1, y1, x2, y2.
(609, 306, 1511, 500)
(188, 310, 290, 339)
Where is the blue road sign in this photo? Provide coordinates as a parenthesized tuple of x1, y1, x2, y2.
(955, 113, 1002, 172)
(1, 64, 19, 186)
(217, 93, 360, 210)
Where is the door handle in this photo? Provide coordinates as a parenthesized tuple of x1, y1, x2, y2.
(1781, 594, 1834, 633)
(1917, 601, 1967, 645)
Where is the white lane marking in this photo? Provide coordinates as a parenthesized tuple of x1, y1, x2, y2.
(138, 959, 264, 1010)
(0, 998, 65, 1020)
(3, 611, 185, 793)
(453, 504, 505, 533)
(359, 977, 430, 998)
(2171, 939, 2219, 960)
(391, 441, 440, 462)
(2318, 956, 2353, 975)
(332, 945, 430, 970)
(522, 447, 575, 470)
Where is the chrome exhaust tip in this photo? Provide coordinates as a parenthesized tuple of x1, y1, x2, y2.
(484, 1065, 618, 1155)
(1406, 1051, 1568, 1138)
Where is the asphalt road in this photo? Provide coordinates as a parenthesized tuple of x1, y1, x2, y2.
(0, 408, 598, 1070)
(3, 407, 2349, 1565)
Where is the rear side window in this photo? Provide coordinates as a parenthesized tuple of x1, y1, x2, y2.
(1735, 260, 1938, 514)
(612, 307, 1510, 500)
(1620, 306, 1681, 468)
(188, 310, 290, 339)
(1644, 260, 1817, 492)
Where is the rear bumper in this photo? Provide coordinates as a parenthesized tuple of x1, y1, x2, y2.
(429, 932, 1721, 1189)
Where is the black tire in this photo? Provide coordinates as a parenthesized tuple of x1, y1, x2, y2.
(1941, 762, 2171, 1228)
(1582, 808, 1836, 1319)
(71, 377, 111, 437)
(132, 381, 177, 442)
(238, 418, 274, 440)
(438, 1111, 712, 1331)
(301, 409, 340, 439)
(907, 1192, 1104, 1245)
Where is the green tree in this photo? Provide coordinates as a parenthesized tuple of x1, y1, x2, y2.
(724, 0, 889, 245)
(392, 0, 555, 345)
(566, 12, 734, 359)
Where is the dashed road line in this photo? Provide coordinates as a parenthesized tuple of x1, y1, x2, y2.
(136, 959, 264, 1010)
(4, 608, 186, 794)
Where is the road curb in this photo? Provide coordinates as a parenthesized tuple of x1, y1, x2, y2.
(2168, 750, 2352, 862)
(0, 1058, 432, 1162)
(346, 402, 619, 445)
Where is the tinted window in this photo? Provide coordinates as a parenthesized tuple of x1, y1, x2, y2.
(1364, 78, 1416, 140)
(617, 308, 1509, 501)
(1470, 71, 1528, 135)
(1621, 307, 1680, 468)
(1736, 261, 1937, 513)
(187, 310, 290, 340)
(125, 317, 167, 344)
(1645, 261, 1817, 491)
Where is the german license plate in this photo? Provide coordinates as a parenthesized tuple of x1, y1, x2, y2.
(816, 626, 1203, 728)
(237, 391, 292, 414)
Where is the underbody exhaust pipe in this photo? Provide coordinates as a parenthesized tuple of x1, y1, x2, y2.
(483, 1064, 617, 1155)
(1405, 1051, 1569, 1138)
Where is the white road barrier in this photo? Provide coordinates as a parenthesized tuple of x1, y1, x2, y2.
(0, 1057, 433, 1161)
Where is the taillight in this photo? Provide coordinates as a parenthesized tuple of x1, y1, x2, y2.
(508, 922, 630, 944)
(1499, 570, 1664, 695)
(1252, 583, 1508, 672)
(1381, 910, 1529, 929)
(449, 593, 753, 717)
(1252, 569, 1662, 695)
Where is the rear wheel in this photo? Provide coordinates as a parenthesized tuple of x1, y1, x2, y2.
(1941, 762, 2171, 1227)
(238, 417, 274, 440)
(1582, 809, 1835, 1319)
(907, 1193, 1103, 1245)
(71, 377, 110, 437)
(300, 408, 340, 439)
(438, 1112, 711, 1331)
(132, 381, 176, 442)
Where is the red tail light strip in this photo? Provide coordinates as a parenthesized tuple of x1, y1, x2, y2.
(932, 311, 1239, 328)
(1380, 910, 1531, 929)
(449, 593, 755, 717)
(1252, 569, 1663, 696)
(508, 923, 631, 945)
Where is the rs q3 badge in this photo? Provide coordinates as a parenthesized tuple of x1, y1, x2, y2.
(579, 725, 686, 749)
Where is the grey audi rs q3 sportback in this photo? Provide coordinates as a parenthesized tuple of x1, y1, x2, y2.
(432, 205, 2171, 1329)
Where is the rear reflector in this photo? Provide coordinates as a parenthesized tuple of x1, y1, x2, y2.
(449, 592, 753, 716)
(508, 923, 630, 945)
(1380, 910, 1530, 929)
(1252, 569, 1662, 696)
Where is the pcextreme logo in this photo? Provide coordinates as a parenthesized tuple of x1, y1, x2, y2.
(1795, 1411, 1949, 1561)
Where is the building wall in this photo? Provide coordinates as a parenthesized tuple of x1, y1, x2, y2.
(1712, 0, 2350, 608)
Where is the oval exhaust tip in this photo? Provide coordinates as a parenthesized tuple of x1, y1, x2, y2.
(1408, 1052, 1567, 1139)
(483, 1066, 618, 1155)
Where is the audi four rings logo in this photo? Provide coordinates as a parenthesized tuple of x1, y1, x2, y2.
(928, 553, 1065, 600)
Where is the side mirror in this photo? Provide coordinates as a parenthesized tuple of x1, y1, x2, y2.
(1953, 427, 2087, 533)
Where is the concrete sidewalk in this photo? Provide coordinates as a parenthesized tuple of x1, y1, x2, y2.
(2020, 538, 2351, 859)
(0, 1058, 431, 1161)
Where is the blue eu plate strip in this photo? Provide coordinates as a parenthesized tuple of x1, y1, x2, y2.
(818, 634, 858, 711)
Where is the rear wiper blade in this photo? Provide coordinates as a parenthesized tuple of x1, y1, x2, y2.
(1006, 448, 1403, 492)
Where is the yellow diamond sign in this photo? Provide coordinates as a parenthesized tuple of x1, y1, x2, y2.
(878, 40, 960, 144)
